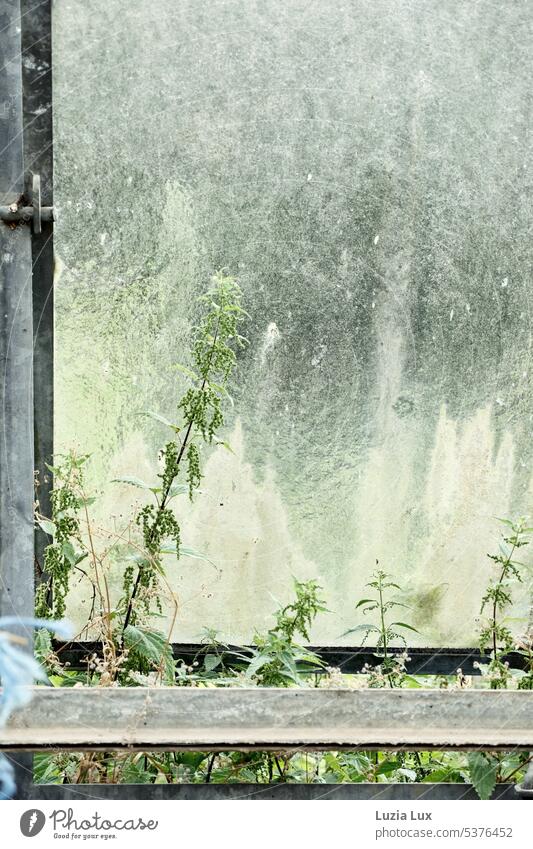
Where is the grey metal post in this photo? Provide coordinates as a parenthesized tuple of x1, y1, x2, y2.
(21, 0, 54, 579)
(0, 0, 36, 799)
(0, 0, 34, 624)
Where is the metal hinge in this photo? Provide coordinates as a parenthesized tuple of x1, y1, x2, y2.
(0, 173, 55, 234)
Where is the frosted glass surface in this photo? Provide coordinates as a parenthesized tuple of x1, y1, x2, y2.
(53, 0, 532, 645)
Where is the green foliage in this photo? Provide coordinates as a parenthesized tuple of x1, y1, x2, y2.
(32, 267, 533, 796)
(35, 453, 90, 619)
(123, 625, 175, 684)
(478, 518, 532, 689)
(467, 753, 498, 800)
(121, 271, 246, 631)
(345, 566, 418, 687)
(177, 273, 246, 443)
(273, 578, 327, 643)
(246, 579, 327, 686)
(35, 271, 246, 674)
(514, 633, 533, 690)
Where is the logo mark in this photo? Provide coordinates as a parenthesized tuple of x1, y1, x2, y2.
(20, 809, 46, 837)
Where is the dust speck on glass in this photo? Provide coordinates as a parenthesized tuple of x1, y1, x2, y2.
(52, 1, 532, 645)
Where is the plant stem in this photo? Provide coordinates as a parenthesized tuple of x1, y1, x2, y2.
(205, 752, 217, 783)
(502, 754, 533, 784)
(377, 574, 394, 687)
(121, 321, 221, 637)
(492, 542, 516, 658)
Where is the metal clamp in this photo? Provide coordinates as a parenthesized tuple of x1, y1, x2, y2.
(0, 173, 55, 233)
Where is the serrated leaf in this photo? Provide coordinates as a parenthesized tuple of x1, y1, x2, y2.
(112, 476, 158, 492)
(34, 628, 52, 664)
(123, 626, 174, 683)
(204, 654, 222, 672)
(467, 752, 498, 800)
(37, 518, 56, 537)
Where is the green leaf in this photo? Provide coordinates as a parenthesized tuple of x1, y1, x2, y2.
(124, 552, 166, 577)
(245, 654, 270, 679)
(341, 624, 380, 636)
(37, 517, 56, 537)
(34, 754, 63, 785)
(213, 439, 235, 454)
(160, 542, 215, 566)
(403, 675, 422, 688)
(375, 759, 400, 775)
(209, 382, 234, 406)
(173, 363, 200, 383)
(355, 599, 376, 609)
(422, 768, 464, 783)
(112, 476, 158, 491)
(390, 622, 419, 633)
(167, 483, 189, 499)
(123, 626, 175, 683)
(178, 752, 208, 770)
(397, 767, 417, 781)
(204, 654, 222, 672)
(61, 540, 87, 567)
(499, 541, 513, 559)
(142, 410, 180, 432)
(34, 628, 52, 665)
(467, 753, 498, 800)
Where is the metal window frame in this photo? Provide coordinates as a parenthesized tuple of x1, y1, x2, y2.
(0, 0, 530, 801)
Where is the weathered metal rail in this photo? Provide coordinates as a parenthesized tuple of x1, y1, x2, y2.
(2, 687, 533, 751)
(54, 641, 527, 676)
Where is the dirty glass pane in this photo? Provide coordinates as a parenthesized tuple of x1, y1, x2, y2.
(53, 0, 532, 645)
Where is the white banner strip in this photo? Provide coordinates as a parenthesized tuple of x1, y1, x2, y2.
(2, 799, 531, 848)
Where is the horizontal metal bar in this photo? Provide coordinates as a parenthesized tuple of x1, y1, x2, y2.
(0, 204, 55, 222)
(54, 641, 524, 676)
(19, 783, 519, 801)
(3, 688, 533, 751)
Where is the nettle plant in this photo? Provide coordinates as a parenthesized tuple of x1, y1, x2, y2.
(35, 272, 247, 681)
(477, 518, 533, 690)
(344, 566, 418, 688)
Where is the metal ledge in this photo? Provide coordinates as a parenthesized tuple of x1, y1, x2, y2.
(2, 687, 532, 751)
